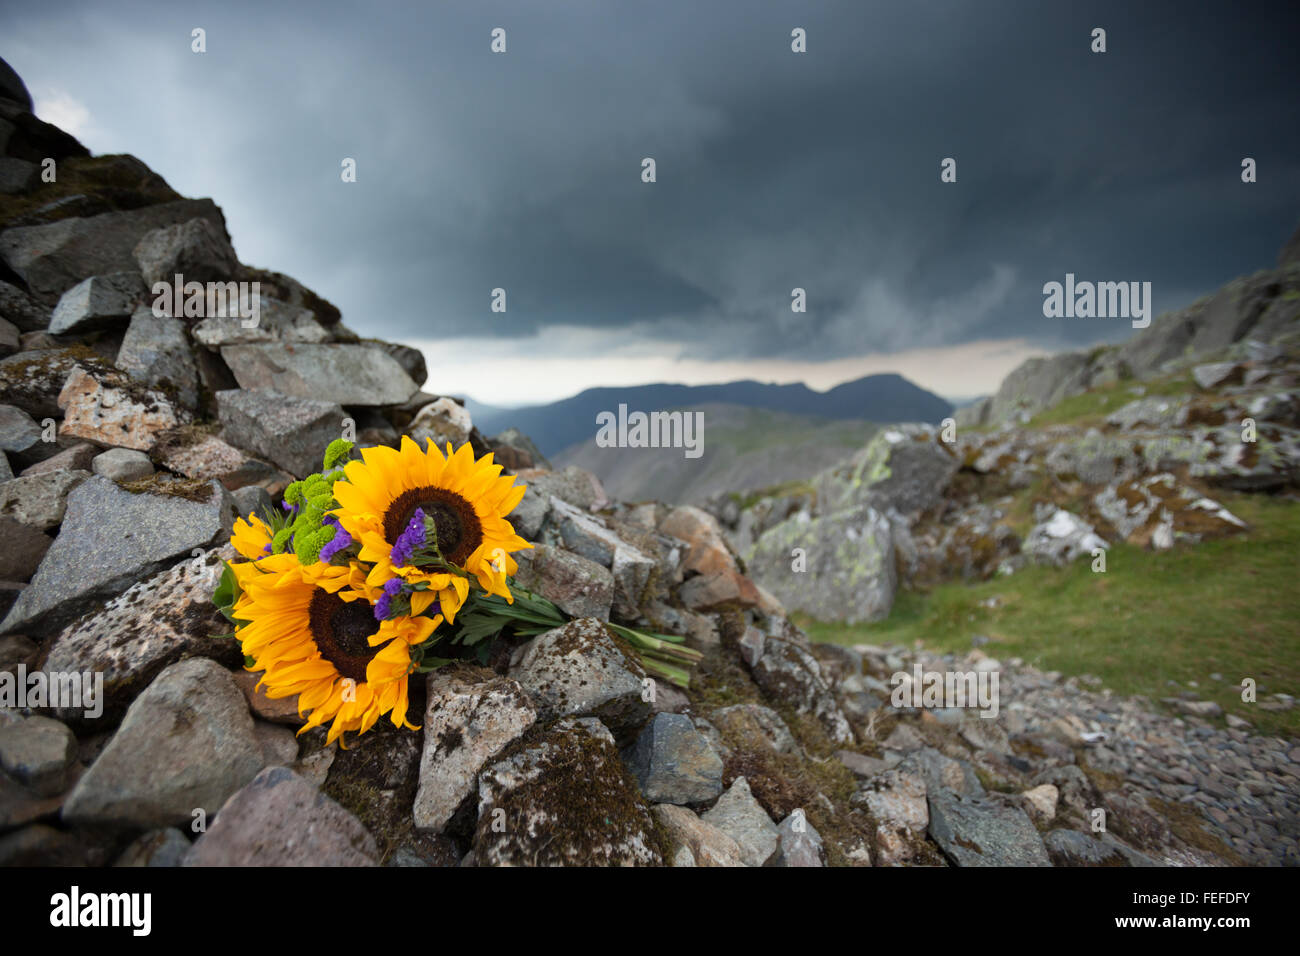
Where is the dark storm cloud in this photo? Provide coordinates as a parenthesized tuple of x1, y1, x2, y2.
(4, 0, 1299, 362)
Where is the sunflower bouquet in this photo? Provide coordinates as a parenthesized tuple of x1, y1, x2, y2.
(214, 436, 700, 746)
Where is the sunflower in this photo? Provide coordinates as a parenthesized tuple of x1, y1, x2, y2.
(331, 438, 532, 610)
(228, 514, 439, 746)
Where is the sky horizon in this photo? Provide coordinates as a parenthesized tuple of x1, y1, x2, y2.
(4, 1, 1298, 407)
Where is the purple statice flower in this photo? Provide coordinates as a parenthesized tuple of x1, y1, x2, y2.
(281, 499, 298, 513)
(390, 507, 427, 567)
(374, 578, 404, 621)
(319, 522, 353, 563)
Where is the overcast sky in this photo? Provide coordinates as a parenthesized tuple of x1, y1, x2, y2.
(4, 1, 1298, 405)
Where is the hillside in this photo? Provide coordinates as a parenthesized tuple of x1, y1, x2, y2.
(473, 373, 951, 457)
(553, 402, 876, 505)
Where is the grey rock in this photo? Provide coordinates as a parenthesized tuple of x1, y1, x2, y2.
(813, 424, 959, 516)
(514, 465, 607, 511)
(489, 427, 550, 470)
(115, 309, 199, 409)
(216, 388, 345, 478)
(91, 447, 154, 482)
(48, 272, 147, 335)
(899, 747, 985, 797)
(0, 316, 18, 356)
(221, 343, 419, 406)
(373, 341, 428, 388)
(711, 703, 799, 755)
(653, 803, 745, 867)
(114, 828, 192, 867)
(230, 484, 272, 519)
(0, 403, 42, 453)
(853, 768, 929, 832)
(0, 157, 37, 194)
(746, 503, 896, 625)
(1024, 508, 1108, 567)
(510, 618, 650, 738)
(1, 476, 232, 637)
(192, 294, 329, 347)
(1192, 361, 1243, 390)
(927, 791, 1052, 866)
(0, 516, 49, 581)
(0, 280, 51, 332)
(132, 217, 239, 287)
(471, 716, 661, 866)
(699, 776, 778, 866)
(624, 712, 724, 805)
(772, 811, 827, 866)
(0, 198, 227, 303)
(0, 468, 89, 530)
(63, 658, 266, 828)
(38, 545, 238, 722)
(253, 722, 299, 767)
(507, 484, 549, 539)
(185, 766, 380, 866)
(412, 667, 537, 833)
(1043, 828, 1133, 867)
(749, 621, 855, 745)
(0, 715, 77, 796)
(405, 397, 472, 449)
(511, 545, 613, 622)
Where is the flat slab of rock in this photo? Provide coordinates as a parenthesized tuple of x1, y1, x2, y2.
(927, 791, 1052, 867)
(412, 666, 537, 834)
(216, 388, 344, 478)
(185, 766, 380, 866)
(58, 366, 184, 451)
(470, 717, 660, 866)
(2, 476, 233, 637)
(509, 618, 650, 738)
(133, 217, 239, 287)
(221, 343, 419, 406)
(623, 712, 723, 805)
(39, 545, 240, 721)
(62, 658, 267, 828)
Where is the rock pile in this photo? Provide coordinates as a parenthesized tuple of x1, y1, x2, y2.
(0, 60, 1294, 867)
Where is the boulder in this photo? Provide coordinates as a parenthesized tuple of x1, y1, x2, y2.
(405, 397, 473, 450)
(132, 217, 239, 287)
(412, 666, 537, 833)
(215, 388, 345, 478)
(509, 618, 650, 739)
(748, 621, 855, 745)
(185, 766, 380, 866)
(926, 791, 1052, 867)
(2, 476, 233, 637)
(220, 344, 419, 406)
(623, 712, 724, 805)
(746, 503, 895, 625)
(62, 658, 266, 828)
(511, 544, 613, 621)
(37, 545, 241, 721)
(91, 447, 154, 482)
(653, 803, 745, 867)
(48, 272, 147, 335)
(469, 717, 661, 866)
(812, 425, 959, 516)
(57, 366, 185, 451)
(699, 776, 778, 866)
(0, 198, 227, 303)
(115, 309, 199, 409)
(0, 468, 89, 530)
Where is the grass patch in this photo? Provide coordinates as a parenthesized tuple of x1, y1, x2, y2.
(1027, 373, 1195, 429)
(799, 492, 1300, 738)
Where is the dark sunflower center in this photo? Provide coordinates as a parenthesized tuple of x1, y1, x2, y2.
(308, 590, 378, 683)
(382, 485, 483, 566)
